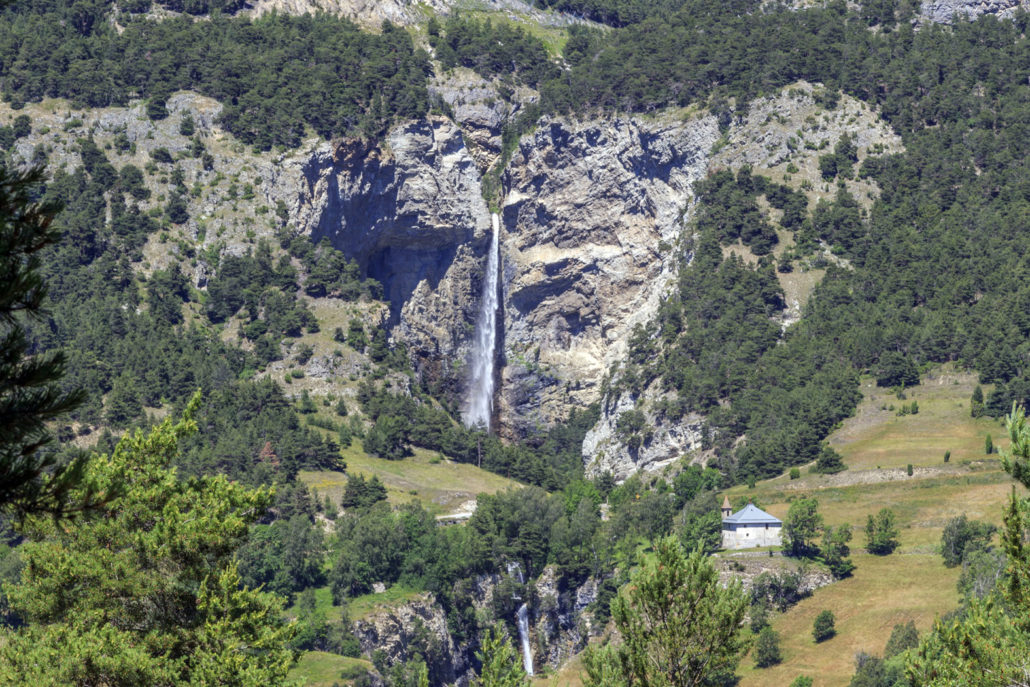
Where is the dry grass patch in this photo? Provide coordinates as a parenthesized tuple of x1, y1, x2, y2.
(724, 365, 1024, 685)
(288, 651, 374, 687)
(829, 371, 1006, 471)
(737, 551, 959, 687)
(299, 440, 522, 516)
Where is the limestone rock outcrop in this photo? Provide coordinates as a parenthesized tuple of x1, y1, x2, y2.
(246, 0, 584, 28)
(920, 0, 1029, 23)
(498, 114, 718, 437)
(353, 594, 474, 686)
(582, 386, 706, 481)
(288, 116, 492, 389)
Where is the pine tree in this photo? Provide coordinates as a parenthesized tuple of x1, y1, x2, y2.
(476, 625, 529, 687)
(584, 537, 749, 687)
(0, 395, 295, 684)
(971, 385, 985, 417)
(0, 165, 90, 517)
(753, 627, 782, 667)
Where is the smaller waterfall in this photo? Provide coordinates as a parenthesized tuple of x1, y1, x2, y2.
(506, 562, 533, 675)
(517, 603, 533, 676)
(464, 213, 501, 430)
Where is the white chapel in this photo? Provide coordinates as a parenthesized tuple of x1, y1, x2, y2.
(720, 497, 782, 549)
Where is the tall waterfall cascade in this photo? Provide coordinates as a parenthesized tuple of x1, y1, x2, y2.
(463, 212, 501, 430)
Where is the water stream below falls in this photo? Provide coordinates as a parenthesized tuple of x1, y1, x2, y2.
(464, 212, 501, 430)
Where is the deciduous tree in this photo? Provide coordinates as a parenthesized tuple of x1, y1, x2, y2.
(865, 508, 900, 555)
(784, 497, 823, 557)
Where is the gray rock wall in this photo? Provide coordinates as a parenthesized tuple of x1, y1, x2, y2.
(920, 0, 1028, 23)
(290, 116, 492, 389)
(499, 115, 718, 436)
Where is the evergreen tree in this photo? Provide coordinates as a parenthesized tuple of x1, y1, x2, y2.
(476, 625, 529, 687)
(815, 445, 847, 474)
(586, 537, 749, 687)
(0, 165, 90, 517)
(883, 620, 918, 659)
(0, 396, 295, 684)
(347, 318, 368, 352)
(971, 385, 985, 418)
(753, 627, 781, 667)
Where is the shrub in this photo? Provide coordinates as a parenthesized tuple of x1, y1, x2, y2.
(883, 620, 919, 658)
(813, 610, 835, 642)
(790, 677, 813, 687)
(151, 147, 174, 164)
(754, 627, 781, 667)
(940, 515, 996, 568)
(789, 467, 801, 480)
(865, 508, 900, 555)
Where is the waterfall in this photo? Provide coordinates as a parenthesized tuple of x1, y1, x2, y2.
(506, 561, 533, 675)
(517, 602, 534, 676)
(464, 212, 501, 430)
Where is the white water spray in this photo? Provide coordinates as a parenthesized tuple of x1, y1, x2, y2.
(517, 603, 533, 676)
(464, 212, 501, 430)
(506, 562, 533, 676)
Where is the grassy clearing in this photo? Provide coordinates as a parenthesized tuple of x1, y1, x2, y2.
(736, 551, 960, 687)
(299, 439, 522, 516)
(286, 583, 423, 626)
(287, 652, 374, 687)
(347, 585, 424, 621)
(828, 370, 1005, 470)
(724, 365, 1023, 686)
(452, 2, 571, 55)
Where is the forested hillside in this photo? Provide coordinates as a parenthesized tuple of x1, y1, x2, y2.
(2, 0, 1030, 684)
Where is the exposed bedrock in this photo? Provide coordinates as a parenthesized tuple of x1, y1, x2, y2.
(920, 0, 1028, 23)
(290, 116, 493, 392)
(291, 110, 718, 437)
(497, 114, 718, 437)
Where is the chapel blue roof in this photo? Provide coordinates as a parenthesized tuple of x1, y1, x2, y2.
(722, 503, 782, 525)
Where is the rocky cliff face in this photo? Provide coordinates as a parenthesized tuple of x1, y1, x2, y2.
(350, 568, 603, 685)
(289, 116, 493, 390)
(920, 0, 1029, 23)
(290, 109, 719, 441)
(246, 0, 584, 28)
(498, 114, 718, 437)
(353, 594, 474, 686)
(530, 567, 602, 669)
(582, 384, 707, 481)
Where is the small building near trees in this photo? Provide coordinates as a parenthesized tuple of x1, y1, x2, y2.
(720, 497, 782, 549)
